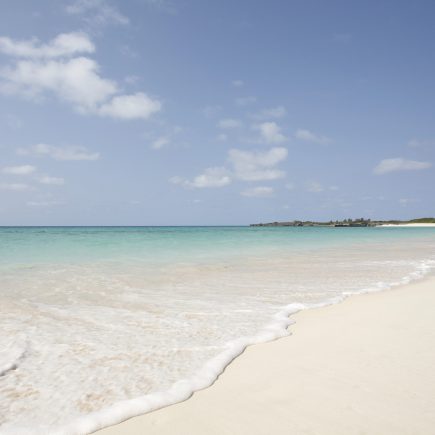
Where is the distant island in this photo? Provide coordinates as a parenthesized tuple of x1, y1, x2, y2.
(250, 217, 435, 227)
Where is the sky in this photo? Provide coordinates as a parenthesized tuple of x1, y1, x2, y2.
(0, 0, 434, 225)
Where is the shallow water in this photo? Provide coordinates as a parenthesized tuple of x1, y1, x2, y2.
(1, 226, 435, 434)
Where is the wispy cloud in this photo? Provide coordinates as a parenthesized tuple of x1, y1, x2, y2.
(241, 186, 274, 197)
(256, 122, 287, 144)
(18, 144, 100, 161)
(306, 181, 325, 193)
(66, 0, 129, 27)
(306, 182, 338, 193)
(5, 114, 22, 130)
(203, 105, 222, 118)
(407, 138, 434, 148)
(37, 175, 65, 185)
(373, 158, 432, 175)
(119, 44, 139, 59)
(231, 79, 244, 87)
(170, 167, 231, 188)
(228, 147, 287, 181)
(295, 129, 331, 145)
(399, 198, 417, 206)
(27, 200, 64, 207)
(235, 96, 256, 106)
(2, 165, 36, 175)
(251, 106, 286, 120)
(0, 183, 33, 191)
(124, 74, 140, 84)
(218, 118, 242, 129)
(408, 139, 421, 148)
(151, 136, 170, 150)
(98, 92, 161, 120)
(0, 32, 95, 58)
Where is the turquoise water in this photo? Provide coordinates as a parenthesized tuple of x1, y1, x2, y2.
(1, 225, 433, 264)
(1, 226, 435, 434)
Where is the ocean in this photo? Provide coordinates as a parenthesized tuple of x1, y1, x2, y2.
(1, 226, 435, 434)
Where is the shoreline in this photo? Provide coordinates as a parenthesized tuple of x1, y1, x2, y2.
(94, 274, 435, 435)
(379, 223, 435, 227)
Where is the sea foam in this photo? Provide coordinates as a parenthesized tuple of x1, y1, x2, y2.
(51, 259, 434, 435)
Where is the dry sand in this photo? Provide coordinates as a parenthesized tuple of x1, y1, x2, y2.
(95, 276, 435, 435)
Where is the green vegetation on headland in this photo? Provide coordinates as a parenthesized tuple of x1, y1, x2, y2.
(409, 217, 435, 223)
(250, 217, 435, 227)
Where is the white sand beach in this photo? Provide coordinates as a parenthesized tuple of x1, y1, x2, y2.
(95, 276, 435, 435)
(380, 223, 435, 227)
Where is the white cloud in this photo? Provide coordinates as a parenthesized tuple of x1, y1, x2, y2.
(295, 129, 331, 145)
(18, 144, 100, 161)
(217, 133, 228, 141)
(171, 147, 287, 190)
(241, 186, 274, 197)
(66, 0, 129, 27)
(285, 182, 295, 190)
(231, 79, 244, 87)
(0, 33, 162, 120)
(0, 183, 32, 191)
(235, 96, 256, 106)
(189, 167, 231, 188)
(1, 57, 118, 111)
(151, 136, 170, 150)
(218, 118, 242, 129)
(228, 147, 287, 181)
(374, 158, 432, 175)
(256, 122, 287, 144)
(38, 175, 65, 185)
(0, 32, 95, 58)
(2, 165, 36, 175)
(252, 106, 286, 120)
(170, 167, 231, 189)
(98, 92, 161, 119)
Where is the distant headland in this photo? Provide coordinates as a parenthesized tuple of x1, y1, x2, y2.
(250, 217, 435, 227)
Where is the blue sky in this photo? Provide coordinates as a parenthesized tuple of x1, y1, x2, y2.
(0, 0, 434, 225)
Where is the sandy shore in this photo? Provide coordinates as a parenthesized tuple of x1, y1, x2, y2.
(95, 276, 435, 435)
(380, 223, 435, 227)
